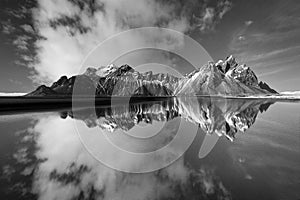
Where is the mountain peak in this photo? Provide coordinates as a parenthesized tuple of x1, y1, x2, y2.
(84, 64, 118, 78)
(27, 55, 277, 97)
(26, 85, 58, 96)
(258, 81, 278, 94)
(177, 55, 276, 95)
(50, 76, 68, 89)
(227, 64, 258, 87)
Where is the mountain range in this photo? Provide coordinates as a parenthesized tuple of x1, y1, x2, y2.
(26, 55, 277, 97)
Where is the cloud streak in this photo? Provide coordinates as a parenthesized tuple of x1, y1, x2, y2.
(227, 1, 300, 91)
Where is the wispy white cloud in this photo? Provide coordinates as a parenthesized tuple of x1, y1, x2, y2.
(195, 0, 233, 33)
(226, 1, 300, 92)
(20, 24, 35, 34)
(244, 20, 253, 26)
(4, 5, 29, 19)
(1, 20, 16, 34)
(229, 1, 300, 63)
(238, 45, 300, 64)
(257, 68, 286, 78)
(0, 0, 234, 85)
(12, 35, 31, 51)
(218, 0, 232, 18)
(31, 0, 195, 83)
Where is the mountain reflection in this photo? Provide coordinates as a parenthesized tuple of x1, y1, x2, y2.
(61, 97, 273, 142)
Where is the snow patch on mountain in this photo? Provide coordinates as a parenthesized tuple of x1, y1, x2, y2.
(85, 64, 118, 78)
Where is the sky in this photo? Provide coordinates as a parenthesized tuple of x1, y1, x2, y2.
(0, 0, 299, 93)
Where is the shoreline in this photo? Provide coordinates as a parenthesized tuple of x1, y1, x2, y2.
(0, 94, 299, 100)
(0, 95, 299, 116)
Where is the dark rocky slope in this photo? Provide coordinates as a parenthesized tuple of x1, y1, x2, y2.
(26, 55, 277, 97)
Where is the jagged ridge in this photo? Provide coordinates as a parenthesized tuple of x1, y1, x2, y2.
(27, 55, 277, 97)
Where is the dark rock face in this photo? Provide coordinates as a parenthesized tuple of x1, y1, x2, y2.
(28, 75, 96, 96)
(227, 64, 258, 87)
(50, 76, 73, 95)
(27, 55, 277, 97)
(133, 84, 173, 96)
(50, 76, 68, 89)
(96, 64, 135, 96)
(95, 64, 178, 96)
(26, 85, 58, 96)
(258, 81, 278, 94)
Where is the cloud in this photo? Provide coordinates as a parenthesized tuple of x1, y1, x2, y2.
(1, 20, 16, 34)
(0, 0, 40, 71)
(17, 0, 232, 84)
(238, 45, 300, 64)
(224, 0, 300, 92)
(4, 5, 30, 19)
(217, 0, 233, 18)
(227, 2, 300, 84)
(257, 68, 286, 78)
(1, 0, 233, 84)
(13, 35, 31, 51)
(29, 0, 193, 83)
(238, 35, 245, 41)
(244, 20, 253, 26)
(229, 2, 300, 62)
(20, 24, 35, 34)
(194, 0, 233, 33)
(196, 7, 215, 32)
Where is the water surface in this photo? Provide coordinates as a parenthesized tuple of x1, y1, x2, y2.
(0, 98, 299, 200)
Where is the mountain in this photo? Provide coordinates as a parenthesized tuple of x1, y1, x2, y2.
(175, 55, 277, 96)
(258, 81, 278, 94)
(26, 85, 58, 96)
(26, 75, 95, 96)
(27, 55, 277, 97)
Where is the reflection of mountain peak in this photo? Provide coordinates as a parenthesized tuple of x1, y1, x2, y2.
(27, 55, 277, 97)
(63, 97, 274, 141)
(177, 97, 272, 141)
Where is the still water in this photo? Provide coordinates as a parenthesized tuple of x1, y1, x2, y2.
(0, 97, 299, 200)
